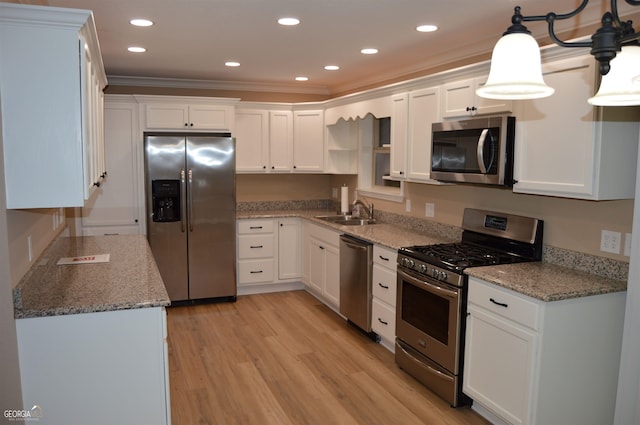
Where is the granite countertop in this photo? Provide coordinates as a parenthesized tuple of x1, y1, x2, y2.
(238, 208, 627, 302)
(466, 262, 627, 302)
(237, 208, 456, 249)
(13, 235, 170, 319)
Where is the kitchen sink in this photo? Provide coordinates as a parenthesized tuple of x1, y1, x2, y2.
(315, 215, 377, 226)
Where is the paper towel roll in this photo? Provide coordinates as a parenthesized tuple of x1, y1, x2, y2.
(340, 186, 349, 214)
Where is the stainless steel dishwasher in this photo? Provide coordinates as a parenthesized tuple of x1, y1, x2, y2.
(339, 234, 375, 336)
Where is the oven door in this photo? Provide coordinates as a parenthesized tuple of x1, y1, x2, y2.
(396, 267, 462, 373)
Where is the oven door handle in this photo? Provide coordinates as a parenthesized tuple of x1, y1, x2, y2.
(398, 269, 458, 299)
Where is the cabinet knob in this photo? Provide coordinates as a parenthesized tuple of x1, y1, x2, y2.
(271, 166, 275, 169)
(93, 181, 101, 188)
(190, 123, 194, 127)
(184, 123, 188, 127)
(293, 165, 297, 169)
(263, 165, 267, 169)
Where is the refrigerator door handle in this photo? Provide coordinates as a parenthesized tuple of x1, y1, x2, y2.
(180, 169, 186, 233)
(188, 169, 194, 232)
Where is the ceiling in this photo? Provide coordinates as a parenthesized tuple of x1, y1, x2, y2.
(9, 0, 640, 95)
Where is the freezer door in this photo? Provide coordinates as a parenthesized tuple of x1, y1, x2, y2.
(186, 136, 237, 299)
(145, 135, 189, 301)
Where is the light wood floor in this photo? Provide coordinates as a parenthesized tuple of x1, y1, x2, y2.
(167, 290, 490, 425)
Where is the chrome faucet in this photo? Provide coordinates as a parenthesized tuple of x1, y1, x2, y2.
(352, 199, 374, 219)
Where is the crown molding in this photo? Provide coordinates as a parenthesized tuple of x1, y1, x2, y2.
(106, 75, 331, 96)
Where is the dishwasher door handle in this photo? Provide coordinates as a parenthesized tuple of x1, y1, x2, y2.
(342, 240, 369, 251)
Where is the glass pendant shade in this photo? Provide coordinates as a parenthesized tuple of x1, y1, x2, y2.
(476, 32, 555, 100)
(588, 45, 640, 106)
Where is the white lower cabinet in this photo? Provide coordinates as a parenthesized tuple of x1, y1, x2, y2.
(237, 218, 302, 294)
(303, 222, 341, 309)
(16, 307, 170, 425)
(371, 244, 397, 351)
(464, 276, 626, 425)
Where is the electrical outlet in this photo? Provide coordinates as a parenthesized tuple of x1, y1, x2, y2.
(600, 230, 621, 254)
(406, 199, 411, 212)
(625, 232, 632, 257)
(425, 202, 435, 218)
(331, 187, 338, 198)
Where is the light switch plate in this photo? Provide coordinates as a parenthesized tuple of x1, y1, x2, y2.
(425, 202, 435, 218)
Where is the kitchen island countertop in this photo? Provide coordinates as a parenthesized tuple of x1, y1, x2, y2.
(13, 234, 170, 319)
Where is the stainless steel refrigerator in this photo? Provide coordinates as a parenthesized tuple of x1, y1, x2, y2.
(144, 133, 236, 302)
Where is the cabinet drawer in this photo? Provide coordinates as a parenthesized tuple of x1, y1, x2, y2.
(372, 298, 396, 342)
(468, 277, 540, 330)
(237, 219, 274, 234)
(373, 245, 396, 269)
(238, 259, 274, 284)
(372, 264, 397, 307)
(238, 234, 274, 259)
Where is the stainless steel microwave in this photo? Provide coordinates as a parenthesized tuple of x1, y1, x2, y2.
(431, 116, 515, 187)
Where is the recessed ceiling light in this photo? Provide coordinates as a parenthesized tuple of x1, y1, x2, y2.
(278, 17, 300, 26)
(295, 76, 309, 81)
(127, 46, 146, 53)
(225, 61, 240, 67)
(130, 18, 154, 27)
(324, 65, 340, 71)
(361, 48, 378, 55)
(416, 24, 438, 33)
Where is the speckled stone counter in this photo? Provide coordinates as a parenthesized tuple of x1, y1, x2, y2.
(237, 209, 458, 249)
(466, 262, 627, 302)
(13, 235, 170, 319)
(237, 205, 628, 302)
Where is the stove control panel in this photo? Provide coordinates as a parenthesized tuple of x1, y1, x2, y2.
(398, 255, 462, 287)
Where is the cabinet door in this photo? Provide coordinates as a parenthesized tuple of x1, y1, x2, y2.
(323, 243, 340, 308)
(188, 104, 234, 130)
(307, 237, 325, 295)
(235, 109, 269, 172)
(293, 110, 324, 172)
(81, 99, 142, 235)
(442, 78, 476, 118)
(407, 87, 440, 181)
(278, 218, 301, 280)
(145, 103, 189, 129)
(270, 110, 294, 172)
(513, 56, 597, 198)
(390, 93, 408, 179)
(464, 305, 537, 425)
(442, 77, 511, 118)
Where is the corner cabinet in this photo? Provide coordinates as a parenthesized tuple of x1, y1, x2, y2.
(293, 109, 325, 172)
(0, 3, 107, 208)
(513, 55, 640, 200)
(464, 276, 626, 425)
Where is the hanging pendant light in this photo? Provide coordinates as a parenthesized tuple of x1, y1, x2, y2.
(476, 31, 554, 100)
(589, 45, 640, 105)
(479, 1, 640, 105)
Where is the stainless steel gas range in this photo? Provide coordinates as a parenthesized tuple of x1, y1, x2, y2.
(395, 208, 543, 407)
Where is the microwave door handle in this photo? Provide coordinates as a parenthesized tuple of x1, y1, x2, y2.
(477, 128, 489, 174)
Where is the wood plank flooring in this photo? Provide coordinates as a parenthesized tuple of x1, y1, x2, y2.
(167, 290, 490, 425)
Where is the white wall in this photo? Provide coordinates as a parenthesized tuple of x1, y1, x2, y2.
(614, 130, 640, 425)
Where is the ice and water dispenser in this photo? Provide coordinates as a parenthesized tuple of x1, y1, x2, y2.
(151, 180, 181, 222)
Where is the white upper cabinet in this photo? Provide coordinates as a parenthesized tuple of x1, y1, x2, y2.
(390, 94, 409, 179)
(407, 86, 442, 182)
(513, 55, 640, 200)
(441, 77, 512, 118)
(140, 96, 238, 132)
(234, 106, 293, 172)
(293, 109, 324, 172)
(0, 3, 107, 208)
